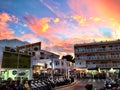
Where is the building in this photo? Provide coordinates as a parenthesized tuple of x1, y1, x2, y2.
(0, 41, 75, 80)
(0, 46, 4, 69)
(0, 42, 41, 81)
(31, 59, 74, 79)
(74, 40, 120, 77)
(31, 50, 60, 78)
(0, 46, 32, 80)
(18, 42, 74, 79)
(17, 42, 41, 51)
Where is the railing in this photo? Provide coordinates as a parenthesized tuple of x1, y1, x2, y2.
(96, 63, 120, 68)
(75, 47, 120, 53)
(79, 55, 120, 60)
(87, 64, 96, 68)
(87, 63, 120, 68)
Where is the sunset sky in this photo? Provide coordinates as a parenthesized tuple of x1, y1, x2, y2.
(0, 0, 120, 56)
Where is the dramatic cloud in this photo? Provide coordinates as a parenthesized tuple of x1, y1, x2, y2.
(0, 13, 15, 39)
(24, 15, 51, 35)
(1, 0, 120, 56)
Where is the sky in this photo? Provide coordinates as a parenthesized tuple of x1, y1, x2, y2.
(0, 0, 120, 56)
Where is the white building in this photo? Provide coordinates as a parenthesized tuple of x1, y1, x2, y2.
(31, 58, 74, 78)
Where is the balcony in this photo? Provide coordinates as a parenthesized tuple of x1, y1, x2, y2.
(75, 47, 120, 53)
(87, 64, 96, 68)
(86, 55, 120, 60)
(86, 63, 120, 68)
(97, 63, 120, 68)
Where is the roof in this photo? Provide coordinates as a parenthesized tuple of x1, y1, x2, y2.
(74, 39, 120, 47)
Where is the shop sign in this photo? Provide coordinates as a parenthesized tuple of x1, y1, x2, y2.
(12, 70, 17, 75)
(19, 72, 26, 76)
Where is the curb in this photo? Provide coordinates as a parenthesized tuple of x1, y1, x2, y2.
(55, 80, 78, 89)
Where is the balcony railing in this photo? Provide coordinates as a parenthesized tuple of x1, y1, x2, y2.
(97, 63, 120, 68)
(87, 63, 120, 68)
(75, 55, 120, 60)
(75, 47, 120, 53)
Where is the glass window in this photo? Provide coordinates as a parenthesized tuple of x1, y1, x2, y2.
(55, 61, 59, 66)
(61, 62, 64, 66)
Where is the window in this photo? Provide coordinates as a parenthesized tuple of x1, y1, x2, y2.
(61, 62, 64, 66)
(79, 48, 84, 52)
(55, 61, 59, 66)
(44, 63, 47, 68)
(10, 48, 16, 52)
(34, 46, 39, 51)
(79, 61, 82, 65)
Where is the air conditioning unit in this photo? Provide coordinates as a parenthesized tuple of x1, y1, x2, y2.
(19, 50, 24, 54)
(33, 46, 39, 51)
(28, 51, 32, 55)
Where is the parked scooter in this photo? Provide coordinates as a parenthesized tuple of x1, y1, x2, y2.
(104, 78, 119, 89)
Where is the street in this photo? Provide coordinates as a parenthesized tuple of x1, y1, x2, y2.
(56, 79, 105, 90)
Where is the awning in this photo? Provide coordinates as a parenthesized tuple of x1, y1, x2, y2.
(88, 68, 97, 70)
(100, 68, 110, 70)
(113, 68, 120, 69)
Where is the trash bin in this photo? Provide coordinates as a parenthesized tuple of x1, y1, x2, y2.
(85, 84, 93, 90)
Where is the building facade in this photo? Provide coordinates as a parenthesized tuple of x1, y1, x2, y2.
(74, 40, 120, 77)
(0, 41, 75, 80)
(31, 59, 74, 79)
(0, 46, 32, 81)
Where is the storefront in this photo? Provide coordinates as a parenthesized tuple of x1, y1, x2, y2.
(0, 69, 31, 81)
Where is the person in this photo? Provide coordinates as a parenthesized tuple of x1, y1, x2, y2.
(24, 80, 30, 90)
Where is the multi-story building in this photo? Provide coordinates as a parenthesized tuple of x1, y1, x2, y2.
(0, 41, 75, 80)
(0, 46, 32, 80)
(18, 42, 74, 78)
(17, 42, 41, 51)
(74, 40, 120, 75)
(0, 46, 4, 69)
(17, 42, 60, 77)
(32, 59, 74, 79)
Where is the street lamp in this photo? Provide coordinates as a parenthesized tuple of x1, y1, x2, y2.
(50, 55, 54, 80)
(16, 51, 20, 80)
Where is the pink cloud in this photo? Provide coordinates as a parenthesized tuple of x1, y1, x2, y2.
(24, 15, 51, 35)
(0, 13, 15, 40)
(68, 0, 120, 30)
(23, 0, 120, 55)
(0, 12, 22, 41)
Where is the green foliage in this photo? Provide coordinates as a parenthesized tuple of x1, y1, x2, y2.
(2, 52, 31, 68)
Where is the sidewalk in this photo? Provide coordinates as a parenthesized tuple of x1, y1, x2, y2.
(55, 80, 78, 89)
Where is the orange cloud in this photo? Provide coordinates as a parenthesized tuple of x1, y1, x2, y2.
(54, 18, 60, 23)
(0, 13, 17, 40)
(89, 17, 102, 22)
(24, 15, 51, 35)
(72, 15, 87, 26)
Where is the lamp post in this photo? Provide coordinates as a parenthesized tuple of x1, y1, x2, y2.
(50, 55, 54, 80)
(16, 52, 20, 80)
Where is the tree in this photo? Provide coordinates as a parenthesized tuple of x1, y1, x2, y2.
(62, 55, 75, 63)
